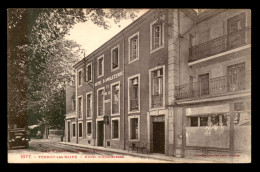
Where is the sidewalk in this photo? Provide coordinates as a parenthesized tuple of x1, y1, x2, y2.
(58, 141, 234, 163)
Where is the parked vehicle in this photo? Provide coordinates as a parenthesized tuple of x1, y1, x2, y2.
(8, 128, 30, 150)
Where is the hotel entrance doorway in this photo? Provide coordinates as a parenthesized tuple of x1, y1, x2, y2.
(97, 121, 104, 146)
(153, 122, 165, 154)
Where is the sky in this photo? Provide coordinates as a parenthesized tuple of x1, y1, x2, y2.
(65, 9, 149, 57)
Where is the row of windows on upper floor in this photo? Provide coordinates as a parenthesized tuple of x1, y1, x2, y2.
(77, 19, 165, 87)
(74, 66, 165, 120)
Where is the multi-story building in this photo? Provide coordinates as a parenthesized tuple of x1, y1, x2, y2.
(64, 9, 251, 159)
(173, 9, 251, 158)
(64, 81, 76, 143)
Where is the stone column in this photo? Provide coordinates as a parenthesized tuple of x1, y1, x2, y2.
(167, 9, 180, 156)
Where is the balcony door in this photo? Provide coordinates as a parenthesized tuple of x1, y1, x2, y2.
(227, 13, 246, 49)
(199, 73, 209, 96)
(227, 63, 246, 92)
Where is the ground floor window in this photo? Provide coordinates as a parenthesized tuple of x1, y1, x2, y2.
(87, 122, 91, 135)
(189, 114, 229, 127)
(78, 122, 83, 138)
(129, 118, 139, 140)
(111, 119, 119, 139)
(72, 123, 76, 137)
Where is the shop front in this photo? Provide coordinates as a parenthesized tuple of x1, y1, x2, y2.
(182, 100, 251, 157)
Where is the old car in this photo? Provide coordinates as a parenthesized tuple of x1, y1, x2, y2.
(8, 128, 30, 150)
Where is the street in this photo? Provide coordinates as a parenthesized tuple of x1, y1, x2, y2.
(8, 139, 168, 163)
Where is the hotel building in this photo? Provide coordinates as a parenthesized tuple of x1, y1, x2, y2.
(64, 9, 251, 158)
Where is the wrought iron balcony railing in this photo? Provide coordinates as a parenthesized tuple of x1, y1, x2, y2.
(86, 108, 92, 117)
(98, 105, 103, 116)
(189, 28, 251, 63)
(112, 103, 119, 114)
(78, 111, 82, 118)
(151, 94, 163, 108)
(175, 71, 250, 100)
(130, 99, 139, 111)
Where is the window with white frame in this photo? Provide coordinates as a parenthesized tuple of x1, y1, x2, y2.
(111, 83, 120, 114)
(86, 93, 92, 118)
(111, 46, 119, 70)
(154, 25, 162, 48)
(97, 56, 104, 77)
(150, 18, 164, 53)
(151, 68, 164, 108)
(97, 88, 105, 116)
(78, 70, 82, 87)
(128, 75, 140, 112)
(128, 32, 139, 63)
(87, 122, 92, 135)
(72, 123, 76, 137)
(86, 63, 92, 82)
(129, 117, 139, 140)
(78, 122, 83, 138)
(111, 118, 119, 139)
(78, 96, 83, 118)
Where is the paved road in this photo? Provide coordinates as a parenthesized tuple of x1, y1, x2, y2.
(8, 139, 168, 163)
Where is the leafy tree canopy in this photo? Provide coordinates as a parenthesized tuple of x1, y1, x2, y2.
(7, 8, 140, 129)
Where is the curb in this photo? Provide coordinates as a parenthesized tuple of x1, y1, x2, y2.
(58, 142, 216, 163)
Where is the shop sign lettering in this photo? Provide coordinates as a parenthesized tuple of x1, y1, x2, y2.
(95, 71, 123, 87)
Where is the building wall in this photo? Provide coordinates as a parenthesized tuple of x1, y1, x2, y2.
(65, 118, 77, 143)
(73, 9, 172, 151)
(123, 10, 169, 147)
(173, 9, 251, 157)
(69, 9, 251, 158)
(65, 84, 75, 114)
(189, 9, 251, 47)
(64, 83, 76, 143)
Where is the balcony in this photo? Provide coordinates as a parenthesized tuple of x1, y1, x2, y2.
(175, 71, 250, 100)
(130, 99, 139, 111)
(151, 94, 163, 108)
(189, 28, 251, 63)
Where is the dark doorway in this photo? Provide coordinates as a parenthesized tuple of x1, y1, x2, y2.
(97, 121, 104, 146)
(153, 122, 165, 154)
(67, 121, 70, 142)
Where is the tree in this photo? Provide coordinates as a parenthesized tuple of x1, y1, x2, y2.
(7, 8, 140, 129)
